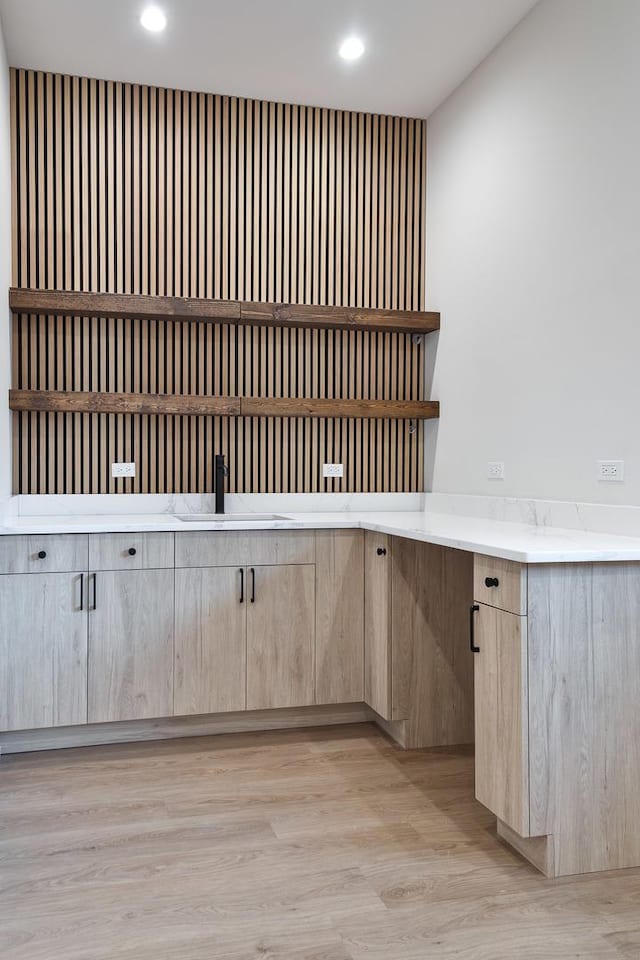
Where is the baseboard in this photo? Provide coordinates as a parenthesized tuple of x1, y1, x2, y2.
(0, 703, 373, 754)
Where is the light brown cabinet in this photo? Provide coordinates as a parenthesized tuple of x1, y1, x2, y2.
(174, 566, 247, 716)
(88, 569, 174, 723)
(364, 531, 393, 718)
(315, 530, 364, 704)
(246, 564, 316, 709)
(0, 533, 88, 575)
(89, 532, 174, 571)
(472, 602, 529, 836)
(174, 531, 318, 715)
(0, 573, 88, 731)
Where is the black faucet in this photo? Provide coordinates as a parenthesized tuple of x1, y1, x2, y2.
(215, 454, 228, 515)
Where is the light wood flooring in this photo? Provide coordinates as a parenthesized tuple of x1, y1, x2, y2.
(2, 723, 640, 959)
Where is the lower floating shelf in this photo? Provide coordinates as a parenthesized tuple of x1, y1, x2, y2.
(8, 390, 439, 421)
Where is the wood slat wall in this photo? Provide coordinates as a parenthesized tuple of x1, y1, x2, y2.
(10, 69, 427, 494)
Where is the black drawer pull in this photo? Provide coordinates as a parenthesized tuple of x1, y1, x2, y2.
(484, 576, 499, 588)
(239, 568, 244, 604)
(470, 604, 480, 653)
(377, 547, 387, 556)
(37, 550, 47, 560)
(128, 547, 137, 556)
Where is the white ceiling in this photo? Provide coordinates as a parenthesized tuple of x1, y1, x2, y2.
(0, 0, 539, 118)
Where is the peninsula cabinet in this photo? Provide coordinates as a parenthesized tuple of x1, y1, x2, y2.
(472, 603, 529, 836)
(472, 554, 640, 878)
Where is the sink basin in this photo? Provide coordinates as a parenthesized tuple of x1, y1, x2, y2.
(176, 513, 287, 522)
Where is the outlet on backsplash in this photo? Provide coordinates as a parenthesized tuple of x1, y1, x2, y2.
(112, 462, 136, 479)
(323, 464, 344, 479)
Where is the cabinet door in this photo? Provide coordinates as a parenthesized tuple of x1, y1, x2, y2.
(315, 530, 364, 704)
(174, 567, 246, 716)
(88, 569, 174, 723)
(474, 603, 529, 835)
(364, 531, 392, 719)
(0, 573, 87, 731)
(246, 564, 315, 709)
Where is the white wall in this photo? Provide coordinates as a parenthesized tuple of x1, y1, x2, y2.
(0, 17, 10, 502)
(426, 0, 640, 505)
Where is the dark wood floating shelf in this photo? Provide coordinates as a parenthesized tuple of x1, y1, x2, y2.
(9, 390, 439, 421)
(9, 288, 440, 336)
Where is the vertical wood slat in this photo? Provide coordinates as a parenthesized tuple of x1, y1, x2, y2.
(10, 67, 427, 495)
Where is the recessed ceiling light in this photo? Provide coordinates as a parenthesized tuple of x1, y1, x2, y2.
(339, 36, 365, 61)
(140, 5, 167, 32)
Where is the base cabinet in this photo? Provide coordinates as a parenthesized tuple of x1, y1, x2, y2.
(315, 530, 364, 704)
(0, 573, 87, 731)
(364, 531, 393, 718)
(247, 564, 316, 709)
(88, 569, 174, 723)
(174, 567, 247, 716)
(473, 602, 529, 836)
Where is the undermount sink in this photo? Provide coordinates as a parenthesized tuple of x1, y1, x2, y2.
(176, 513, 288, 522)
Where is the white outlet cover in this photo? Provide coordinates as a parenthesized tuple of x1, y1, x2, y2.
(597, 460, 624, 482)
(487, 461, 505, 480)
(112, 462, 136, 478)
(323, 463, 344, 478)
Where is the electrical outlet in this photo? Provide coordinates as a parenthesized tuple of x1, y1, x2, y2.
(487, 461, 505, 480)
(323, 463, 344, 479)
(597, 460, 624, 482)
(112, 462, 136, 478)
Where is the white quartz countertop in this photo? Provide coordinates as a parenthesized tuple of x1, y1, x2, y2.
(2, 510, 640, 563)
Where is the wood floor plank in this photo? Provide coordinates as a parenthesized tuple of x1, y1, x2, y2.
(1, 724, 638, 960)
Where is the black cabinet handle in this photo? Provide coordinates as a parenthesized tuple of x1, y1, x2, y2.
(470, 604, 480, 653)
(128, 547, 137, 556)
(377, 547, 387, 556)
(91, 572, 97, 611)
(79, 573, 84, 612)
(239, 568, 244, 604)
(484, 576, 499, 588)
(37, 550, 47, 560)
(250, 568, 255, 603)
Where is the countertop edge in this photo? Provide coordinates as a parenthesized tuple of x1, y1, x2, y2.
(2, 512, 640, 563)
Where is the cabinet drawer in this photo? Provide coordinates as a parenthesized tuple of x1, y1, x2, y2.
(473, 554, 527, 615)
(248, 531, 316, 566)
(176, 531, 316, 568)
(0, 534, 88, 574)
(89, 533, 174, 570)
(176, 532, 248, 568)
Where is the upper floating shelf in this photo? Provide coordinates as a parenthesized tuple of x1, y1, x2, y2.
(9, 288, 440, 336)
